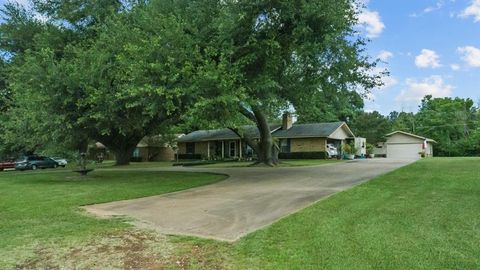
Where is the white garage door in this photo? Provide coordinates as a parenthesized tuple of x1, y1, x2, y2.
(387, 144, 421, 159)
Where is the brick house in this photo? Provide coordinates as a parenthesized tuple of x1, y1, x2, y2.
(132, 136, 177, 162)
(90, 135, 177, 162)
(177, 114, 357, 160)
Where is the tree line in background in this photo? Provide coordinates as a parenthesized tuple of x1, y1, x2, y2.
(0, 0, 476, 166)
(349, 96, 480, 157)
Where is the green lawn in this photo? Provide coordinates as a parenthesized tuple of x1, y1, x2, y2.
(225, 157, 480, 269)
(2, 158, 479, 269)
(0, 169, 226, 268)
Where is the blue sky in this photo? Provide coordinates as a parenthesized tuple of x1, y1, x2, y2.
(358, 0, 480, 114)
(1, 0, 479, 115)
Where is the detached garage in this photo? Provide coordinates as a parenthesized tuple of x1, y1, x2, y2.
(385, 131, 436, 159)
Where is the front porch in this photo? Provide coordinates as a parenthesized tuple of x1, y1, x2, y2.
(179, 140, 254, 160)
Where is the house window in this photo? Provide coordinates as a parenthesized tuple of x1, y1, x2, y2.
(229, 141, 236, 157)
(280, 139, 291, 153)
(186, 143, 195, 154)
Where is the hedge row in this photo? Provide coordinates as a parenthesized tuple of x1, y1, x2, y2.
(279, 152, 327, 159)
(177, 153, 203, 160)
(130, 157, 143, 162)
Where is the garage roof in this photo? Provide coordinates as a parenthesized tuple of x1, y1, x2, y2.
(385, 131, 437, 143)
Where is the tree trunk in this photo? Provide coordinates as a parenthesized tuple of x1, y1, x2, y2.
(240, 107, 279, 166)
(271, 142, 280, 165)
(76, 139, 89, 154)
(99, 132, 143, 166)
(76, 139, 89, 170)
(112, 144, 137, 166)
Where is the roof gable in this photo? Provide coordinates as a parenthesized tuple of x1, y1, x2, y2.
(269, 122, 351, 139)
(386, 131, 436, 143)
(178, 122, 355, 142)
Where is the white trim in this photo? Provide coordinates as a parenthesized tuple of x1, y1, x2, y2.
(328, 122, 355, 139)
(207, 141, 210, 159)
(239, 140, 243, 158)
(221, 141, 225, 159)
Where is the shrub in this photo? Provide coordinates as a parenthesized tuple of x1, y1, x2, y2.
(366, 143, 374, 154)
(279, 152, 327, 159)
(343, 142, 357, 155)
(177, 153, 202, 160)
(130, 157, 143, 162)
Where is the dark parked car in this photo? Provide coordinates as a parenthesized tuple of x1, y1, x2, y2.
(15, 156, 59, 171)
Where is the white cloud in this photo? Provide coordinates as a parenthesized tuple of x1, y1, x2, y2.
(415, 49, 442, 68)
(370, 66, 398, 91)
(396, 76, 454, 103)
(457, 46, 480, 67)
(358, 10, 385, 38)
(424, 1, 445, 13)
(410, 1, 449, 17)
(361, 67, 397, 106)
(450, 64, 461, 71)
(377, 50, 394, 62)
(382, 76, 398, 89)
(360, 66, 397, 104)
(461, 0, 480, 22)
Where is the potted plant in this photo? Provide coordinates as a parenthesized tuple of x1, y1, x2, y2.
(343, 143, 356, 160)
(366, 143, 375, 158)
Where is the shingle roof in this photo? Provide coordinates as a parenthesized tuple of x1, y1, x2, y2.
(385, 131, 437, 143)
(178, 125, 282, 143)
(273, 122, 348, 138)
(178, 122, 352, 142)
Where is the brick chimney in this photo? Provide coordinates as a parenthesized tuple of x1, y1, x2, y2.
(282, 112, 293, 130)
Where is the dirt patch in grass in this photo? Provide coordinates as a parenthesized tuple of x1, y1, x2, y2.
(14, 230, 230, 270)
(168, 241, 230, 270)
(16, 230, 172, 270)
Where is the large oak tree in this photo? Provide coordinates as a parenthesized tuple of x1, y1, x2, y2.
(1, 1, 196, 164)
(190, 0, 383, 166)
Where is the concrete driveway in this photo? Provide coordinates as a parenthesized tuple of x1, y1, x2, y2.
(84, 158, 415, 241)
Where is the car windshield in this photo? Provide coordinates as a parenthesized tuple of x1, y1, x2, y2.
(16, 157, 27, 162)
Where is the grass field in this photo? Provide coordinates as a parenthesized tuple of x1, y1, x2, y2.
(225, 158, 480, 269)
(2, 158, 479, 269)
(0, 169, 226, 268)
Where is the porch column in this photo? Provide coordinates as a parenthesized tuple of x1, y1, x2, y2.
(324, 140, 327, 160)
(239, 140, 243, 159)
(221, 141, 225, 159)
(207, 141, 210, 160)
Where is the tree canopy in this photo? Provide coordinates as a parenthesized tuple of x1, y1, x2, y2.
(4, 0, 476, 165)
(0, 0, 196, 164)
(350, 111, 391, 144)
(188, 0, 382, 165)
(415, 96, 479, 156)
